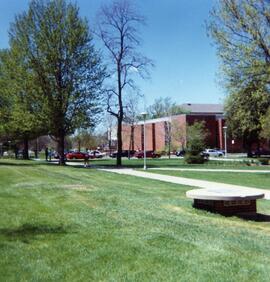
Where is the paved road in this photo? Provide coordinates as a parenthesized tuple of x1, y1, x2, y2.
(100, 168, 270, 200)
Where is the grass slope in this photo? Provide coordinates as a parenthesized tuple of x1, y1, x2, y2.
(146, 170, 270, 190)
(1, 160, 270, 281)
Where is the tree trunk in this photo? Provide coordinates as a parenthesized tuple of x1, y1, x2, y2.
(15, 145, 18, 159)
(34, 138, 38, 159)
(58, 133, 66, 165)
(23, 137, 29, 160)
(168, 139, 171, 159)
(128, 125, 135, 160)
(117, 117, 122, 166)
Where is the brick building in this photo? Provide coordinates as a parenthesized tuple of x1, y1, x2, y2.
(122, 103, 243, 153)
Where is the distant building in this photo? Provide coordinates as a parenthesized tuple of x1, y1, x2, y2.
(122, 103, 244, 152)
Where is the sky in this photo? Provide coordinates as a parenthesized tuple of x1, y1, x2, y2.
(0, 0, 225, 108)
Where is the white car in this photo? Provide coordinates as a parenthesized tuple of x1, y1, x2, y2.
(89, 150, 106, 159)
(203, 149, 225, 157)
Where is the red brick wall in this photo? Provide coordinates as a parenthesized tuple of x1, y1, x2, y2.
(154, 121, 166, 151)
(145, 123, 153, 150)
(122, 114, 266, 153)
(122, 125, 131, 150)
(171, 115, 187, 150)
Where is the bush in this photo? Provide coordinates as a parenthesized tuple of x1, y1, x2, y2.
(258, 158, 270, 165)
(184, 121, 208, 164)
(184, 153, 205, 164)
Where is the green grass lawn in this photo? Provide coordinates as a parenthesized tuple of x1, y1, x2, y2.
(1, 159, 270, 281)
(146, 170, 270, 190)
(75, 157, 270, 170)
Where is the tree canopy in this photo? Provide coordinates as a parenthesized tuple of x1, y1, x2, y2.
(8, 0, 105, 164)
(208, 0, 270, 149)
(146, 97, 186, 119)
(208, 0, 270, 89)
(225, 82, 270, 149)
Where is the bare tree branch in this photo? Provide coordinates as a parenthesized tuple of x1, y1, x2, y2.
(95, 0, 153, 166)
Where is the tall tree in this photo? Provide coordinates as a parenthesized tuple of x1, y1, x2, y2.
(0, 50, 12, 138)
(208, 0, 270, 89)
(9, 0, 105, 164)
(0, 49, 47, 159)
(260, 107, 270, 140)
(208, 0, 270, 149)
(225, 82, 270, 152)
(95, 0, 153, 166)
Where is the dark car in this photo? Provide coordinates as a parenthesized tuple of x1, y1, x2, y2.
(110, 150, 136, 158)
(248, 149, 270, 158)
(176, 150, 186, 157)
(66, 151, 89, 160)
(134, 150, 161, 159)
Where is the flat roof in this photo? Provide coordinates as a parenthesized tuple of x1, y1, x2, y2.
(181, 103, 224, 114)
(186, 188, 264, 201)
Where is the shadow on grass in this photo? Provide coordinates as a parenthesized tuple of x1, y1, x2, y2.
(0, 158, 253, 169)
(237, 213, 270, 222)
(0, 160, 48, 167)
(0, 160, 71, 167)
(0, 223, 73, 243)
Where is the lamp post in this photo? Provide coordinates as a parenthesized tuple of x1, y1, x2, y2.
(223, 126, 227, 158)
(141, 112, 147, 170)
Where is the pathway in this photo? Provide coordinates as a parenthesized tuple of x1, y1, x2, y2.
(147, 168, 270, 173)
(100, 168, 270, 199)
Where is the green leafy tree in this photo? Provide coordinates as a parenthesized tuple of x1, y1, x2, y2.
(71, 129, 107, 151)
(0, 49, 47, 159)
(9, 0, 105, 164)
(184, 122, 208, 164)
(225, 83, 270, 152)
(261, 107, 270, 140)
(0, 50, 12, 138)
(208, 0, 270, 151)
(208, 0, 270, 90)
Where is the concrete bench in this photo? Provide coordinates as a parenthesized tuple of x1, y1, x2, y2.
(186, 188, 264, 216)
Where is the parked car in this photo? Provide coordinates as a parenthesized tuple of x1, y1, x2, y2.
(134, 150, 161, 159)
(53, 151, 68, 159)
(176, 150, 186, 157)
(66, 151, 89, 160)
(248, 149, 270, 158)
(17, 150, 35, 158)
(110, 150, 136, 158)
(89, 150, 105, 159)
(203, 149, 225, 157)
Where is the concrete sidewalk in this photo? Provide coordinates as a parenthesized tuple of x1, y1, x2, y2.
(147, 168, 270, 173)
(100, 168, 270, 200)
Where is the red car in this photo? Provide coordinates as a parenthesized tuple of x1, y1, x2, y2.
(134, 150, 161, 159)
(66, 151, 89, 160)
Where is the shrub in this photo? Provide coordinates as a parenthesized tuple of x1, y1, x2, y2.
(184, 153, 205, 164)
(184, 121, 208, 164)
(258, 158, 270, 165)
